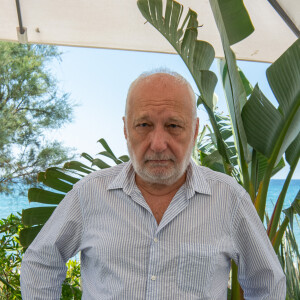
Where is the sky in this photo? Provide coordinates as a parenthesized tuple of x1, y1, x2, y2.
(48, 46, 299, 179)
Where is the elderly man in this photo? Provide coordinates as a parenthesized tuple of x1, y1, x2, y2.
(21, 71, 285, 299)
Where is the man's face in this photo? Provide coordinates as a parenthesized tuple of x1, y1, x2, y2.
(123, 74, 199, 186)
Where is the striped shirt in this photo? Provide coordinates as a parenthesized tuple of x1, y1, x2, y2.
(21, 161, 286, 299)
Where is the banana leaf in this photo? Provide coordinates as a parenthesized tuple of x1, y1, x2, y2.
(22, 207, 56, 226)
(242, 39, 300, 220)
(211, 0, 254, 191)
(28, 188, 64, 205)
(19, 225, 43, 248)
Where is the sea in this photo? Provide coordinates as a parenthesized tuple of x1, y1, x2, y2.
(0, 179, 299, 246)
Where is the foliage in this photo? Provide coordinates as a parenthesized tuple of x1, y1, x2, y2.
(0, 214, 23, 299)
(61, 260, 82, 299)
(136, 0, 299, 299)
(0, 214, 82, 299)
(19, 138, 129, 248)
(193, 110, 239, 180)
(278, 223, 300, 300)
(0, 42, 74, 195)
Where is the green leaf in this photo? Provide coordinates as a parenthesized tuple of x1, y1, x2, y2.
(47, 168, 79, 184)
(217, 56, 249, 166)
(193, 41, 215, 71)
(194, 70, 218, 111)
(81, 152, 94, 163)
(215, 0, 254, 45)
(267, 39, 300, 117)
(241, 38, 300, 222)
(202, 150, 225, 173)
(271, 157, 285, 177)
(98, 151, 122, 164)
(197, 111, 237, 171)
(283, 190, 300, 231)
(63, 161, 95, 174)
(98, 138, 118, 160)
(238, 67, 253, 97)
(212, 0, 254, 186)
(22, 207, 56, 226)
(92, 158, 111, 169)
(242, 86, 286, 159)
(221, 61, 253, 97)
(36, 168, 75, 193)
(242, 39, 300, 164)
(118, 155, 130, 162)
(197, 125, 208, 147)
(19, 225, 43, 248)
(285, 132, 300, 167)
(37, 172, 46, 183)
(28, 188, 65, 205)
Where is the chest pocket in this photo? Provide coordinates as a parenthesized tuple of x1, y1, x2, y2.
(177, 244, 218, 296)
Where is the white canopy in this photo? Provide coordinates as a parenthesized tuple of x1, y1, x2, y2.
(1, 0, 299, 62)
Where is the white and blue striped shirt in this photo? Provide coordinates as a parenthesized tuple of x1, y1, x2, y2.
(21, 161, 286, 299)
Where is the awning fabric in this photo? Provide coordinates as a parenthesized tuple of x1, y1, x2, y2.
(1, 0, 299, 63)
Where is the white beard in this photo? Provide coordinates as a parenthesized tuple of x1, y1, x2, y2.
(126, 137, 194, 186)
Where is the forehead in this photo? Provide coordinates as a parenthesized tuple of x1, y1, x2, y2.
(127, 74, 194, 117)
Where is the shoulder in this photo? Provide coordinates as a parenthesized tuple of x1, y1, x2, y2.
(72, 162, 127, 191)
(193, 164, 247, 199)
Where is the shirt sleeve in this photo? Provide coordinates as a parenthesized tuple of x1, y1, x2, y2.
(231, 191, 286, 299)
(20, 187, 83, 300)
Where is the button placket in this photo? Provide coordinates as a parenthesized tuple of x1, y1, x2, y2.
(145, 233, 161, 299)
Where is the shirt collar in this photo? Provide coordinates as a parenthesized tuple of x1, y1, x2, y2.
(185, 160, 211, 199)
(107, 160, 211, 197)
(107, 162, 136, 195)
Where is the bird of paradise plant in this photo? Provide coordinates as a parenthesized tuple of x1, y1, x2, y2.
(137, 0, 299, 298)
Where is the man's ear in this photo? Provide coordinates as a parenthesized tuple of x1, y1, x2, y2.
(122, 116, 128, 140)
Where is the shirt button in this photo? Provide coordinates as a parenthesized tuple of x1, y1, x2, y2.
(153, 237, 158, 243)
(151, 275, 157, 281)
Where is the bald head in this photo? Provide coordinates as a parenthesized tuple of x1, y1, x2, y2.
(125, 71, 197, 120)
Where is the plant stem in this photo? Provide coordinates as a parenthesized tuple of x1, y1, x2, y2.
(273, 217, 289, 253)
(268, 162, 297, 240)
(231, 261, 242, 300)
(0, 275, 15, 291)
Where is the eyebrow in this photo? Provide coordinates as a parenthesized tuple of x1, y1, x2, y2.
(134, 115, 151, 124)
(134, 115, 185, 126)
(167, 117, 185, 125)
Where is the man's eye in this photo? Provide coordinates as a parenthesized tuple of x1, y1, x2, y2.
(138, 123, 149, 127)
(136, 123, 151, 131)
(168, 124, 179, 129)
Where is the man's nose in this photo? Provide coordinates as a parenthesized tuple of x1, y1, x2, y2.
(149, 127, 168, 153)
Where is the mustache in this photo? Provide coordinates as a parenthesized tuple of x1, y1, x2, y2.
(144, 153, 176, 162)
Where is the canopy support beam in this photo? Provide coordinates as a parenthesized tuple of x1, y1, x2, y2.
(15, 0, 28, 43)
(268, 0, 300, 38)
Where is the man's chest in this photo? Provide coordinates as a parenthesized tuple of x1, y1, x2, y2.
(79, 193, 233, 299)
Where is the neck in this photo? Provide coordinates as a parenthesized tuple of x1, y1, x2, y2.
(135, 173, 186, 197)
